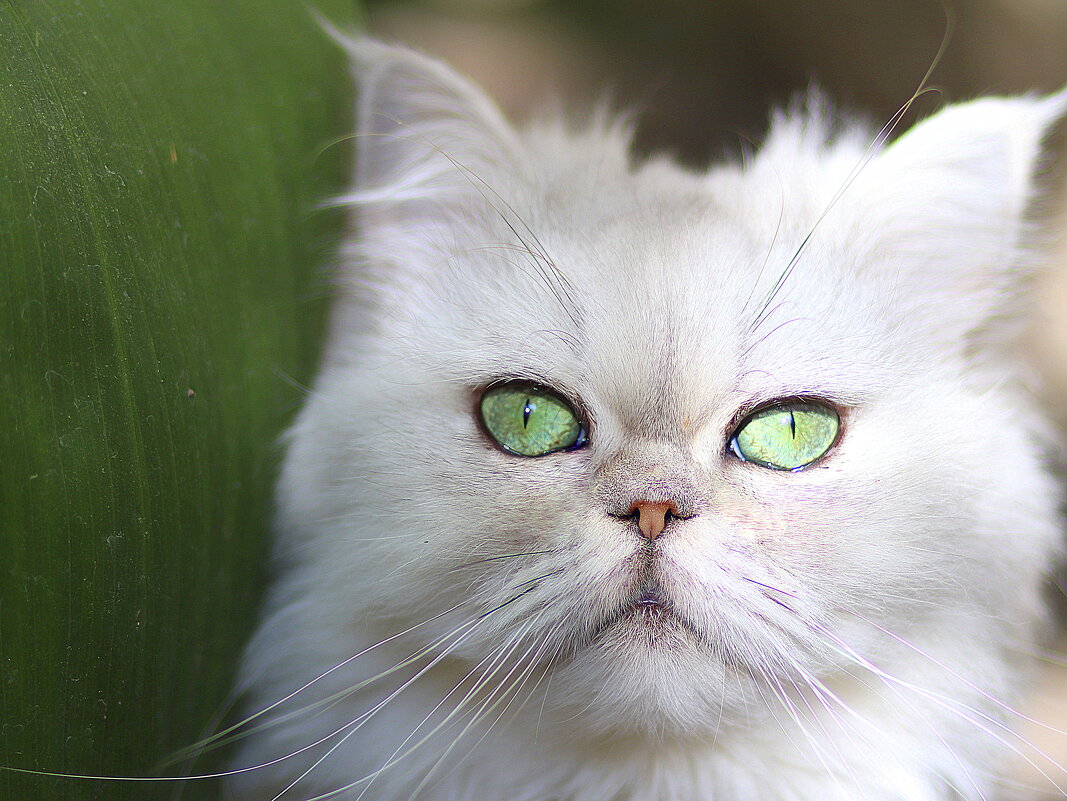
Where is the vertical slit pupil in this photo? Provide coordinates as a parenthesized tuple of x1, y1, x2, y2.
(523, 399, 534, 428)
(789, 410, 796, 439)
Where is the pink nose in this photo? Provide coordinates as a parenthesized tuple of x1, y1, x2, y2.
(628, 501, 678, 540)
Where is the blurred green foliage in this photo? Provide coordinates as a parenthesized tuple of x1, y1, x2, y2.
(0, 1, 358, 798)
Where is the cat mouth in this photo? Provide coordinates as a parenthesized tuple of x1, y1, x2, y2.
(589, 583, 701, 643)
(634, 586, 667, 613)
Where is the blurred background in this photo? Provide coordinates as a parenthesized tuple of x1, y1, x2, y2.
(359, 0, 1067, 797)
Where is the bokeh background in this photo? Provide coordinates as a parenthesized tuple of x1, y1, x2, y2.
(361, 0, 1067, 797)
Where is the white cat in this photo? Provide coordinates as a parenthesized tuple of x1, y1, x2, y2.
(228, 38, 1067, 801)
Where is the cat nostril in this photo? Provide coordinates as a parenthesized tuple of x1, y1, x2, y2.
(627, 500, 679, 540)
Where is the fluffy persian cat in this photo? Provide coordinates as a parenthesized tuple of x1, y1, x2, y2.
(229, 38, 1067, 801)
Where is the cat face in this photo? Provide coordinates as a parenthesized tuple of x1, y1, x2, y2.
(273, 40, 1066, 752)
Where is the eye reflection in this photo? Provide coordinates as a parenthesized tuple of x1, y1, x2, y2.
(480, 382, 586, 457)
(729, 401, 839, 471)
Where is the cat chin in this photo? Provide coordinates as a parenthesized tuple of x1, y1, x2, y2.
(589, 598, 702, 646)
(546, 621, 760, 739)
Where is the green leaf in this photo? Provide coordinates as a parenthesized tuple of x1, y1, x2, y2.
(0, 1, 359, 798)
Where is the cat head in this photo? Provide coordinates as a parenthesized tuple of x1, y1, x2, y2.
(278, 39, 1066, 738)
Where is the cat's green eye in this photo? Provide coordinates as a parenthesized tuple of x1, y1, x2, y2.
(730, 402, 839, 471)
(480, 382, 586, 457)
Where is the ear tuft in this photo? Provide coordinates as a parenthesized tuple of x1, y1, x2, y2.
(858, 88, 1067, 357)
(878, 89, 1067, 224)
(325, 34, 519, 205)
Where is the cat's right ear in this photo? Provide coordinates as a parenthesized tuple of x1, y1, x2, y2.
(329, 35, 521, 213)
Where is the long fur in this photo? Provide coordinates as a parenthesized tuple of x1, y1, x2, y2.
(228, 39, 1067, 801)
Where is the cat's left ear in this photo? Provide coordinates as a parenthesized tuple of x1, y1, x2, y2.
(878, 88, 1066, 223)
(865, 88, 1067, 343)
(329, 35, 521, 219)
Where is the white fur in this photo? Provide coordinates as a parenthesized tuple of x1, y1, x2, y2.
(229, 39, 1067, 800)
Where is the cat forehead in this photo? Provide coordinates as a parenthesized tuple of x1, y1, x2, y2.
(506, 146, 877, 319)
(401, 156, 889, 421)
(499, 122, 873, 309)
